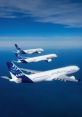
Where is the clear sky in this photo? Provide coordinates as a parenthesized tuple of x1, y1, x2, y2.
(0, 0, 82, 49)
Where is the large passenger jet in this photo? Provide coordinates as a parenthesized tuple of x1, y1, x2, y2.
(15, 44, 44, 54)
(15, 53, 57, 63)
(4, 61, 80, 83)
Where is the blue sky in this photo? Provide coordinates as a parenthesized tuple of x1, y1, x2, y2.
(0, 0, 82, 49)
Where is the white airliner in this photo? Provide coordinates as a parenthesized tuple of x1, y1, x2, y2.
(15, 53, 57, 63)
(4, 61, 80, 83)
(15, 44, 44, 54)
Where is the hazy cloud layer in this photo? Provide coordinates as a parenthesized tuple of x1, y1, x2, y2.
(0, 0, 82, 27)
(0, 36, 82, 49)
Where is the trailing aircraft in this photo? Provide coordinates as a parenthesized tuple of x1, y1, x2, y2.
(15, 44, 44, 54)
(15, 53, 57, 63)
(4, 61, 80, 83)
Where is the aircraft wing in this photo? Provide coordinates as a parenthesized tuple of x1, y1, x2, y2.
(46, 74, 78, 82)
(57, 75, 78, 82)
(20, 68, 41, 74)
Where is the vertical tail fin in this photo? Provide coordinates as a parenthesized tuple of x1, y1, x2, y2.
(15, 53, 23, 60)
(15, 44, 21, 51)
(6, 62, 33, 83)
(15, 54, 27, 63)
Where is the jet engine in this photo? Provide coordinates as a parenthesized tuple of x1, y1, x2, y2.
(47, 59, 52, 62)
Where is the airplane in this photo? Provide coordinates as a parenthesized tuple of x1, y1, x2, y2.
(15, 44, 44, 54)
(20, 68, 41, 74)
(4, 61, 80, 83)
(15, 53, 57, 63)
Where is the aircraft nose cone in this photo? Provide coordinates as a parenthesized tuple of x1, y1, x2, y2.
(76, 66, 80, 71)
(56, 54, 58, 57)
(54, 54, 58, 57)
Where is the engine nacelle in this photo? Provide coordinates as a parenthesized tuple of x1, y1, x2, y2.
(38, 51, 41, 54)
(46, 78, 53, 81)
(47, 59, 52, 62)
(17, 60, 21, 63)
(70, 76, 75, 80)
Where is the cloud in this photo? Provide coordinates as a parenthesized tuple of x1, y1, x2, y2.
(0, 36, 82, 49)
(0, 0, 82, 27)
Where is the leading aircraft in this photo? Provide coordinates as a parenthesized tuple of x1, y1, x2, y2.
(3, 61, 80, 83)
(15, 44, 44, 54)
(15, 53, 57, 63)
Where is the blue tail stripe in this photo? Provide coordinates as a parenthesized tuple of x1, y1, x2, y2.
(15, 44, 21, 50)
(6, 62, 33, 83)
(15, 53, 23, 59)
